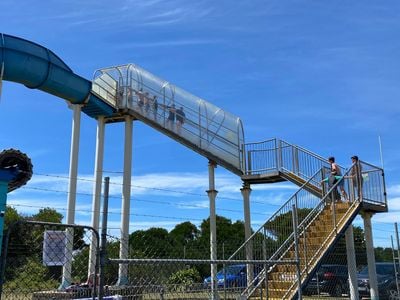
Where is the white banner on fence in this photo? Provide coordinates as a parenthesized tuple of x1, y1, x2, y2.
(42, 230, 67, 266)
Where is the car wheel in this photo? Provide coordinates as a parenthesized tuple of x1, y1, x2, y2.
(331, 283, 343, 297)
(387, 288, 399, 300)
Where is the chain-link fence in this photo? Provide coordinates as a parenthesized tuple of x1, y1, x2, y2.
(103, 258, 295, 300)
(1, 219, 399, 299)
(0, 221, 99, 300)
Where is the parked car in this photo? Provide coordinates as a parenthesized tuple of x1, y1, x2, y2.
(203, 264, 258, 289)
(303, 264, 349, 297)
(357, 262, 400, 299)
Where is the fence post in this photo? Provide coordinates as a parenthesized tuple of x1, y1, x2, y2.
(302, 224, 308, 276)
(332, 200, 337, 234)
(98, 177, 110, 300)
(394, 223, 400, 297)
(292, 204, 302, 299)
(0, 227, 10, 300)
(262, 228, 268, 300)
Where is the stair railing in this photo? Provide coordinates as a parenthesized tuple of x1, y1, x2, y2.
(279, 166, 361, 299)
(240, 161, 387, 299)
(279, 140, 332, 183)
(269, 161, 386, 299)
(228, 168, 325, 297)
(244, 139, 336, 184)
(237, 148, 387, 298)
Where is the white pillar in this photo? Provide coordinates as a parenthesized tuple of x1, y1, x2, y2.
(241, 182, 254, 285)
(88, 116, 105, 278)
(362, 211, 379, 300)
(61, 104, 82, 289)
(207, 161, 218, 300)
(117, 115, 133, 286)
(345, 225, 359, 300)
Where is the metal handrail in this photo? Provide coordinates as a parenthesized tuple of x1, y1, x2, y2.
(237, 168, 325, 297)
(240, 167, 354, 298)
(229, 168, 323, 259)
(239, 160, 386, 299)
(243, 138, 346, 177)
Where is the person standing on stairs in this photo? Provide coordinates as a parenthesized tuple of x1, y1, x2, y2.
(349, 155, 363, 201)
(328, 156, 348, 202)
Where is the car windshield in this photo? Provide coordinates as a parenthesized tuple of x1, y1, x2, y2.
(377, 264, 395, 275)
(359, 263, 397, 276)
(217, 265, 244, 276)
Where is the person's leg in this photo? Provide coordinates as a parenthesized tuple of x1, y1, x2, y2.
(340, 185, 348, 201)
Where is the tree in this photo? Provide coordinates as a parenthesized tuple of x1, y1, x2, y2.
(375, 247, 393, 262)
(170, 221, 199, 245)
(264, 208, 312, 244)
(4, 206, 22, 228)
(32, 207, 63, 223)
(129, 227, 173, 258)
(199, 215, 247, 258)
(170, 221, 200, 258)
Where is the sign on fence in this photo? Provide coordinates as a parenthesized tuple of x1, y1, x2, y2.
(42, 230, 67, 266)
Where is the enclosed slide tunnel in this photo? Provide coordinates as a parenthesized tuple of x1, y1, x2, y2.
(0, 33, 115, 118)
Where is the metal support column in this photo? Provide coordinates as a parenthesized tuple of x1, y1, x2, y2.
(61, 104, 82, 289)
(0, 181, 8, 257)
(395, 222, 400, 296)
(207, 161, 218, 300)
(241, 182, 254, 286)
(362, 211, 378, 300)
(345, 225, 359, 300)
(117, 115, 133, 286)
(99, 177, 110, 300)
(88, 116, 106, 278)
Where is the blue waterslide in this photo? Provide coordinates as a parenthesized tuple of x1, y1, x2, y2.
(0, 33, 115, 118)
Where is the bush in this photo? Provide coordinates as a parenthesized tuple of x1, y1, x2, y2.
(167, 267, 202, 291)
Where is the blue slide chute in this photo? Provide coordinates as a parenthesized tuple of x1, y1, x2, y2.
(0, 33, 115, 118)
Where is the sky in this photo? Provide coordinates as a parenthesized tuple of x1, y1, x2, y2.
(0, 0, 399, 247)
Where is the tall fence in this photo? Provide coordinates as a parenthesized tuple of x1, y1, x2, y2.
(0, 219, 398, 299)
(0, 221, 99, 300)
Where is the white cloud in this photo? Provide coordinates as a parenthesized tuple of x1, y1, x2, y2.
(387, 184, 400, 197)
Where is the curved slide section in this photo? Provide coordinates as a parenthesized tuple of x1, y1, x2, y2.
(0, 33, 115, 118)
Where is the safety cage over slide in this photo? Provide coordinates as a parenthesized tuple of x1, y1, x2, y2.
(92, 64, 245, 173)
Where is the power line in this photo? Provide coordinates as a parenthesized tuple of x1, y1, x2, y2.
(32, 172, 277, 205)
(9, 203, 204, 222)
(19, 185, 269, 216)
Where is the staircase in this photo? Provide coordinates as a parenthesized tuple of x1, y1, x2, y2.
(254, 200, 361, 299)
(228, 140, 387, 299)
